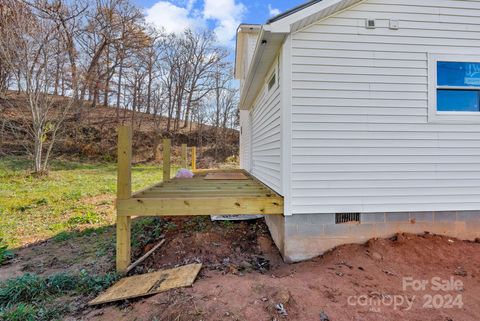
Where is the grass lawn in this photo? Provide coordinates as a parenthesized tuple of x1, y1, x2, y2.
(0, 157, 183, 320)
(0, 157, 168, 248)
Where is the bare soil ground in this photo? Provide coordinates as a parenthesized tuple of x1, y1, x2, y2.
(72, 218, 479, 321)
(2, 215, 479, 320)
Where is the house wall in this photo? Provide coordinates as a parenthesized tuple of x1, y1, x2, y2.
(239, 110, 251, 171)
(249, 59, 282, 194)
(289, 0, 480, 215)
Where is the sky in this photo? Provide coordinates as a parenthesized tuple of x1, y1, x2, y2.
(133, 0, 306, 47)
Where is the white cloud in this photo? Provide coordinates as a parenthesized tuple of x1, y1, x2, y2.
(144, 1, 204, 34)
(203, 0, 246, 46)
(145, 0, 245, 46)
(268, 4, 281, 17)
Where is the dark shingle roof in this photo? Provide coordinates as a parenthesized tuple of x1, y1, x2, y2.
(267, 0, 323, 24)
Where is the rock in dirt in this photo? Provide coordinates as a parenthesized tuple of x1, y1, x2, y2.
(240, 260, 253, 270)
(273, 289, 291, 305)
(252, 256, 270, 272)
(372, 252, 382, 260)
(320, 310, 330, 321)
(382, 269, 395, 276)
(454, 266, 467, 277)
(275, 303, 288, 316)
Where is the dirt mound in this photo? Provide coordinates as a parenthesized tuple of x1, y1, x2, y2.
(85, 220, 480, 321)
(133, 217, 282, 275)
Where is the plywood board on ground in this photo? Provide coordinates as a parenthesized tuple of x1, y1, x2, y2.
(89, 263, 202, 305)
(204, 172, 248, 180)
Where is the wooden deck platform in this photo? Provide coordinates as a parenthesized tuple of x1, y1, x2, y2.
(114, 126, 284, 272)
(116, 169, 284, 217)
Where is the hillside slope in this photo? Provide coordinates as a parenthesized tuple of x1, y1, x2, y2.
(0, 93, 239, 166)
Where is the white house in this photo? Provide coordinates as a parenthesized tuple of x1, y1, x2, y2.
(235, 0, 480, 262)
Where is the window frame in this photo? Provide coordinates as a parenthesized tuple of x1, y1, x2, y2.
(428, 53, 480, 123)
(264, 57, 279, 98)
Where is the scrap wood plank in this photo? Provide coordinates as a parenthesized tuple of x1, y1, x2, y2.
(125, 239, 166, 274)
(89, 263, 202, 305)
(204, 172, 248, 180)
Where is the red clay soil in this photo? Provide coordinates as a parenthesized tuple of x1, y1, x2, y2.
(82, 218, 480, 321)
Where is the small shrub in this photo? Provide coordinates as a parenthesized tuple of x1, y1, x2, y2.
(0, 303, 37, 321)
(63, 190, 82, 201)
(0, 274, 46, 304)
(0, 271, 119, 307)
(185, 216, 209, 232)
(163, 221, 177, 232)
(0, 303, 63, 321)
(130, 217, 179, 248)
(14, 204, 32, 213)
(219, 220, 235, 229)
(67, 211, 101, 226)
(34, 198, 48, 206)
(0, 239, 14, 265)
(52, 231, 72, 242)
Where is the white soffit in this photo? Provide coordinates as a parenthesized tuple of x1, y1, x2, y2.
(269, 0, 364, 33)
(238, 0, 365, 109)
(239, 30, 285, 110)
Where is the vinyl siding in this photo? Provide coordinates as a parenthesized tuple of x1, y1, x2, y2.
(250, 61, 282, 194)
(290, 0, 480, 213)
(239, 110, 251, 171)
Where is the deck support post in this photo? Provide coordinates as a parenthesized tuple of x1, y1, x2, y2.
(191, 146, 196, 171)
(181, 143, 187, 168)
(162, 138, 171, 181)
(116, 126, 132, 273)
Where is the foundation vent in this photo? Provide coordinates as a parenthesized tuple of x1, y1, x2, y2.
(335, 213, 360, 224)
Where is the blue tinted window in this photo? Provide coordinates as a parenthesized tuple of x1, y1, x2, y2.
(438, 61, 480, 87)
(437, 90, 480, 112)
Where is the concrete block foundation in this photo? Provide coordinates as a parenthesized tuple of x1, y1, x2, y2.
(264, 211, 480, 263)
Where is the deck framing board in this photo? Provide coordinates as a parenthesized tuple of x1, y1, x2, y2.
(117, 196, 284, 216)
(118, 170, 283, 217)
(114, 127, 284, 272)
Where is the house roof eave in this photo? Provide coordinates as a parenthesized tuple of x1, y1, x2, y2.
(237, 0, 365, 110)
(238, 28, 286, 110)
(234, 24, 261, 80)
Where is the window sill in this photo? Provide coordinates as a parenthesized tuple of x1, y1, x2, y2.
(428, 111, 480, 123)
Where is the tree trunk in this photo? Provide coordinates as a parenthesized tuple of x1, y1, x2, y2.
(116, 54, 124, 123)
(33, 129, 43, 173)
(146, 67, 152, 114)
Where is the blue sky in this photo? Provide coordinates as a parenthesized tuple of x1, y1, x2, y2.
(132, 0, 305, 46)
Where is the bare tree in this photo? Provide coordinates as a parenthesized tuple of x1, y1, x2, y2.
(181, 30, 228, 128)
(0, 1, 74, 173)
(2, 0, 239, 167)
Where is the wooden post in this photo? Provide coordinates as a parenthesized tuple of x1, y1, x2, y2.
(181, 143, 187, 168)
(116, 126, 132, 273)
(162, 138, 171, 181)
(191, 146, 196, 171)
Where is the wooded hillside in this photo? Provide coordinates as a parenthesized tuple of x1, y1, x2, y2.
(1, 92, 239, 166)
(0, 0, 239, 172)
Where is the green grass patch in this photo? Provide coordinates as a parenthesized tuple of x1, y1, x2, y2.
(0, 239, 14, 265)
(131, 217, 174, 248)
(184, 216, 210, 232)
(0, 156, 168, 248)
(0, 271, 119, 321)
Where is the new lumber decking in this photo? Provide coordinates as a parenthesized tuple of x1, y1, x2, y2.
(116, 170, 283, 217)
(115, 126, 284, 272)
